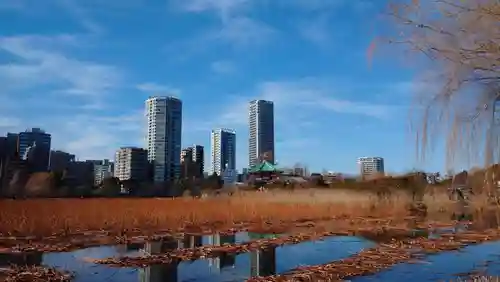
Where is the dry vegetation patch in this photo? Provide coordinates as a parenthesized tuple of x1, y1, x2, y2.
(0, 266, 72, 282)
(0, 190, 422, 237)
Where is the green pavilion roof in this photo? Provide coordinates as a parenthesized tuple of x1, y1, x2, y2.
(248, 160, 279, 173)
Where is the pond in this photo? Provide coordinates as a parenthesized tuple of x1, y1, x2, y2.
(352, 240, 500, 282)
(0, 232, 374, 282)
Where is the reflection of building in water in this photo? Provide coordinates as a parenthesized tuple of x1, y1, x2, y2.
(140, 263, 178, 282)
(126, 242, 143, 251)
(219, 253, 236, 268)
(0, 252, 42, 267)
(139, 239, 180, 282)
(220, 234, 235, 245)
(250, 247, 276, 277)
(206, 233, 237, 271)
(207, 233, 221, 246)
(208, 257, 220, 271)
(143, 239, 180, 254)
(182, 234, 203, 249)
(207, 233, 221, 272)
(219, 234, 236, 268)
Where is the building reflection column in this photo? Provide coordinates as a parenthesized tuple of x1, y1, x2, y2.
(140, 238, 179, 282)
(250, 247, 276, 277)
(219, 234, 236, 269)
(207, 233, 221, 272)
(182, 234, 203, 249)
(0, 251, 42, 267)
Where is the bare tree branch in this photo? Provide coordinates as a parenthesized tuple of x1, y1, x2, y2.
(382, 0, 500, 194)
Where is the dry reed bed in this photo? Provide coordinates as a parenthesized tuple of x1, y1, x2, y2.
(248, 229, 500, 282)
(0, 194, 416, 237)
(0, 266, 72, 282)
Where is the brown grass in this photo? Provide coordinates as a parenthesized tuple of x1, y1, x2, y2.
(0, 189, 489, 237)
(0, 189, 411, 237)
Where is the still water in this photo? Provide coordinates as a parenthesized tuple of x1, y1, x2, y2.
(353, 241, 500, 282)
(0, 232, 373, 282)
(352, 211, 500, 282)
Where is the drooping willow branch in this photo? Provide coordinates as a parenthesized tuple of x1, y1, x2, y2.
(382, 0, 500, 192)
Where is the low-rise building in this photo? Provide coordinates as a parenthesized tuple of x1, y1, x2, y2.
(89, 159, 114, 186)
(114, 147, 149, 182)
(49, 150, 75, 172)
(357, 157, 385, 178)
(180, 145, 204, 179)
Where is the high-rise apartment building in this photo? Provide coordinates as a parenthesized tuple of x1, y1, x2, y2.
(180, 145, 204, 179)
(114, 147, 149, 182)
(146, 96, 182, 183)
(18, 128, 51, 171)
(248, 100, 275, 168)
(357, 157, 385, 177)
(210, 129, 236, 176)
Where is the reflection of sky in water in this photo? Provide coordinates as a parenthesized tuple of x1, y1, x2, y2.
(494, 98, 500, 124)
(353, 241, 500, 282)
(39, 233, 373, 282)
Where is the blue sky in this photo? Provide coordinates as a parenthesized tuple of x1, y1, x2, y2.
(0, 0, 449, 174)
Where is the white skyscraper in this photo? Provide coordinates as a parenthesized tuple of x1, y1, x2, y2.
(210, 128, 236, 176)
(146, 96, 182, 183)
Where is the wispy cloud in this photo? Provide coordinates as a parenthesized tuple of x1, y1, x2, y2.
(0, 35, 123, 99)
(60, 111, 144, 159)
(168, 0, 276, 54)
(282, 0, 344, 11)
(210, 60, 235, 74)
(136, 82, 181, 95)
(0, 34, 136, 160)
(0, 0, 105, 34)
(56, 0, 105, 34)
(173, 0, 252, 21)
(297, 15, 332, 47)
(2, 110, 146, 161)
(215, 17, 276, 47)
(282, 0, 373, 12)
(188, 77, 396, 135)
(257, 79, 394, 119)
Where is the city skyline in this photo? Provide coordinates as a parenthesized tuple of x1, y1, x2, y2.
(0, 1, 466, 174)
(0, 124, 394, 178)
